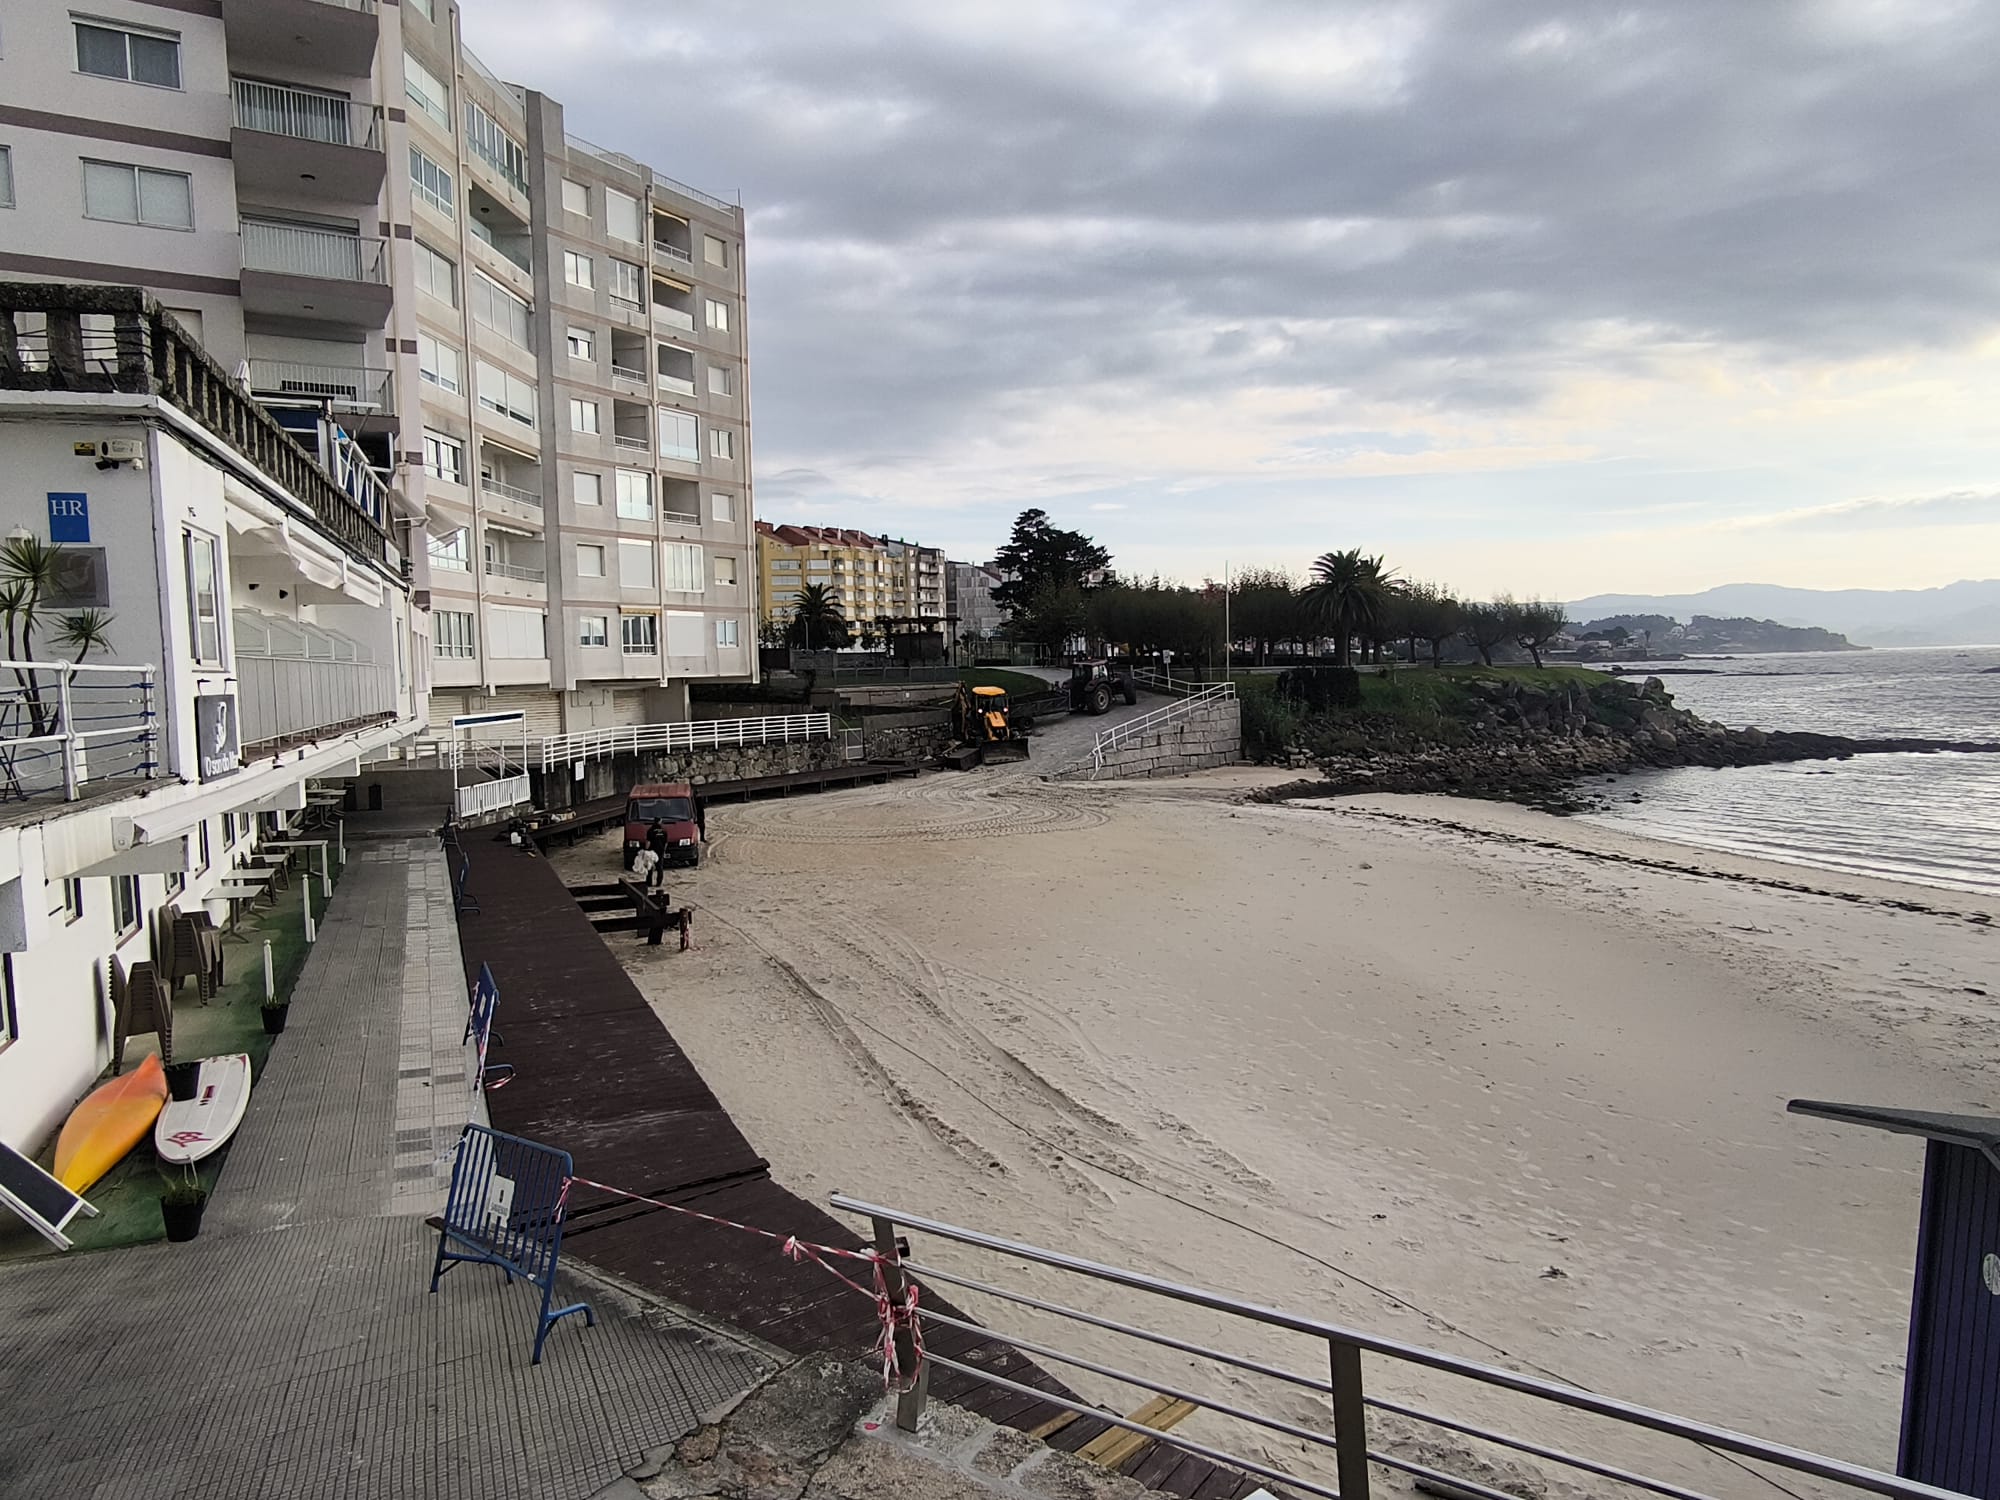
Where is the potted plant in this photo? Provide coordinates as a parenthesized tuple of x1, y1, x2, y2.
(261, 996, 289, 1035)
(164, 1060, 201, 1101)
(160, 1168, 208, 1242)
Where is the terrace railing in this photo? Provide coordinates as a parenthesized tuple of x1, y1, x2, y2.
(0, 660, 157, 802)
(1089, 681, 1234, 774)
(534, 712, 831, 772)
(231, 78, 382, 149)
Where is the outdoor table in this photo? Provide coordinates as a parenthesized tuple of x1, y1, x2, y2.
(247, 851, 291, 889)
(263, 840, 331, 896)
(213, 880, 269, 942)
(225, 865, 279, 905)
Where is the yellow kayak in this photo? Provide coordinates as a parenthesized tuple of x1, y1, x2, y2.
(55, 1054, 168, 1192)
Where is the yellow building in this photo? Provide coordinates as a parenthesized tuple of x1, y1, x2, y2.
(756, 523, 945, 638)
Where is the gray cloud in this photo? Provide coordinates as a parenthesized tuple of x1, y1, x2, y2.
(1743, 489, 2000, 532)
(470, 0, 2000, 551)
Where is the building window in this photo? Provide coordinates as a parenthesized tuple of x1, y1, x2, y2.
(0, 147, 13, 210)
(716, 618, 739, 648)
(608, 258, 644, 308)
(417, 331, 462, 394)
(184, 531, 220, 663)
(82, 160, 192, 229)
(714, 554, 737, 586)
(573, 471, 603, 507)
(410, 146, 454, 218)
(707, 363, 733, 397)
(713, 493, 735, 523)
(197, 821, 210, 872)
(771, 558, 799, 572)
(565, 327, 594, 361)
(0, 957, 14, 1052)
(658, 408, 698, 462)
(113, 875, 141, 936)
(615, 469, 652, 520)
(561, 179, 589, 217)
(464, 101, 528, 193)
(404, 50, 450, 126)
(709, 426, 734, 460)
(605, 187, 641, 244)
(471, 273, 531, 346)
(428, 527, 469, 572)
(423, 429, 464, 485)
(434, 610, 476, 658)
(486, 606, 545, 660)
(704, 234, 729, 268)
(76, 22, 181, 88)
(578, 614, 608, 647)
(475, 361, 536, 426)
(563, 250, 593, 290)
(576, 543, 605, 578)
(620, 613, 657, 654)
(48, 878, 83, 924)
(706, 299, 730, 332)
(569, 398, 599, 434)
(408, 0, 434, 18)
(618, 540, 655, 589)
(661, 543, 704, 593)
(414, 239, 457, 305)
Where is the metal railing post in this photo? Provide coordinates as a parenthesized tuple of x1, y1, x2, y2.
(1328, 1338, 1371, 1500)
(57, 664, 78, 799)
(871, 1215, 929, 1432)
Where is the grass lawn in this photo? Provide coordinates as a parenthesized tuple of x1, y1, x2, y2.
(956, 667, 1053, 700)
(0, 852, 342, 1260)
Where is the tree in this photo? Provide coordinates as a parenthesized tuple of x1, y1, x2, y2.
(1013, 579, 1088, 656)
(1303, 549, 1399, 666)
(785, 582, 850, 649)
(1461, 602, 1513, 667)
(1230, 568, 1305, 664)
(0, 537, 117, 736)
(989, 510, 1112, 619)
(1507, 597, 1570, 668)
(1401, 581, 1464, 667)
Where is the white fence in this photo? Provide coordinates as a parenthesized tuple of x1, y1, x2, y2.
(0, 659, 157, 801)
(234, 612, 396, 749)
(241, 220, 387, 284)
(231, 78, 382, 148)
(534, 712, 832, 772)
(455, 773, 530, 820)
(1090, 681, 1235, 774)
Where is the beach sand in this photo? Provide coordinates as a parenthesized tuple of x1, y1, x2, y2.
(552, 764, 1995, 1495)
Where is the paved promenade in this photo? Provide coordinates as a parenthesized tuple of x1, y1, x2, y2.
(0, 836, 772, 1500)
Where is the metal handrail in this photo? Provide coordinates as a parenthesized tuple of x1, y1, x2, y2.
(241, 220, 387, 283)
(485, 560, 544, 583)
(246, 358, 391, 411)
(0, 660, 158, 801)
(231, 78, 382, 149)
(651, 169, 737, 214)
(479, 475, 542, 507)
(1091, 680, 1234, 771)
(833, 1194, 1962, 1500)
(535, 711, 832, 771)
(653, 240, 693, 264)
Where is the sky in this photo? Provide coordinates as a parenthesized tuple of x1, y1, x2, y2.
(469, 0, 2000, 600)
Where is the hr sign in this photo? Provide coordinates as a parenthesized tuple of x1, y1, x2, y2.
(195, 694, 240, 782)
(47, 493, 89, 543)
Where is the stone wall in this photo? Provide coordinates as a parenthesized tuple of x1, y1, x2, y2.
(1062, 698, 1241, 780)
(537, 739, 846, 809)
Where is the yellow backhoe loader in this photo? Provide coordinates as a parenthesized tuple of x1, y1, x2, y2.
(944, 683, 1032, 769)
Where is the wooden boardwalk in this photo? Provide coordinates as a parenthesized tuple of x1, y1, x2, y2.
(454, 838, 1257, 1498)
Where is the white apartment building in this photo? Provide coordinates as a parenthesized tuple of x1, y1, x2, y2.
(0, 284, 422, 1151)
(0, 0, 757, 742)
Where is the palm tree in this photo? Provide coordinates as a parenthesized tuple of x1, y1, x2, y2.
(1303, 550, 1400, 666)
(787, 582, 849, 650)
(0, 538, 116, 735)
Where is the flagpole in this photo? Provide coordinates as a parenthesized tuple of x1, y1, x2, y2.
(1223, 558, 1231, 679)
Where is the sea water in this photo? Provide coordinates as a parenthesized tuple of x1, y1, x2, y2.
(1577, 646, 2000, 895)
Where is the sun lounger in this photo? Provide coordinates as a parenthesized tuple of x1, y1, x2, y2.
(0, 1137, 98, 1251)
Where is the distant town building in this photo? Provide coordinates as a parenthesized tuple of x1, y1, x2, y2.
(947, 562, 1009, 640)
(756, 524, 945, 637)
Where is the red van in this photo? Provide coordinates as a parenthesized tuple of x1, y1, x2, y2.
(624, 782, 704, 869)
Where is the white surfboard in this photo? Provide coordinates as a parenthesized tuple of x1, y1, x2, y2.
(154, 1053, 253, 1165)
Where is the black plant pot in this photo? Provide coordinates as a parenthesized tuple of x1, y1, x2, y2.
(261, 1004, 289, 1035)
(164, 1062, 201, 1101)
(161, 1194, 207, 1242)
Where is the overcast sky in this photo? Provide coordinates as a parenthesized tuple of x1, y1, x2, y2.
(472, 0, 1999, 599)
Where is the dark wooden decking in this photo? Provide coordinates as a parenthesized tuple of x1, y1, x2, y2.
(525, 762, 924, 850)
(454, 838, 1257, 1498)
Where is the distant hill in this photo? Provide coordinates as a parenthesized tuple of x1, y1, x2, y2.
(1579, 614, 1860, 652)
(1566, 580, 2000, 647)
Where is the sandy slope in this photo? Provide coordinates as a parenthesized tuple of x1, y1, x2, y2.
(552, 768, 1994, 1496)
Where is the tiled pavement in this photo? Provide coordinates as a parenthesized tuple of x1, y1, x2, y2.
(0, 836, 775, 1500)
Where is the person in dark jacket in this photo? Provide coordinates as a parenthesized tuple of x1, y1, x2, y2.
(646, 818, 669, 885)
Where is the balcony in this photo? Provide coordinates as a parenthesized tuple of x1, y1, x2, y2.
(652, 211, 693, 266)
(652, 169, 737, 217)
(221, 0, 380, 81)
(656, 342, 696, 397)
(650, 278, 695, 333)
(230, 78, 385, 202)
(480, 475, 542, 509)
(247, 358, 392, 414)
(239, 220, 392, 330)
(0, 286, 394, 568)
(0, 660, 158, 804)
(233, 610, 396, 754)
(612, 398, 649, 452)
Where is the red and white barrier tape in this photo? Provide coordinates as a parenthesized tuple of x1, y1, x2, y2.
(560, 1174, 924, 1391)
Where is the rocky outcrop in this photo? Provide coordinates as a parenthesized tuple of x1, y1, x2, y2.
(1261, 674, 2000, 814)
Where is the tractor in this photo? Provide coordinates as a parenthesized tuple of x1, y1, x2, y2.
(1068, 659, 1139, 715)
(944, 683, 1032, 769)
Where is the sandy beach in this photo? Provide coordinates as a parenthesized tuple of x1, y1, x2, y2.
(552, 758, 1995, 1494)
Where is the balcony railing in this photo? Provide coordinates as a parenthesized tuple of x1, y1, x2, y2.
(0, 660, 157, 802)
(247, 358, 392, 411)
(609, 363, 648, 388)
(231, 78, 382, 149)
(651, 170, 737, 215)
(652, 304, 695, 333)
(241, 221, 387, 283)
(613, 433, 648, 451)
(234, 610, 396, 752)
(480, 475, 542, 508)
(485, 560, 544, 583)
(656, 372, 695, 397)
(652, 239, 693, 265)
(0, 285, 393, 567)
